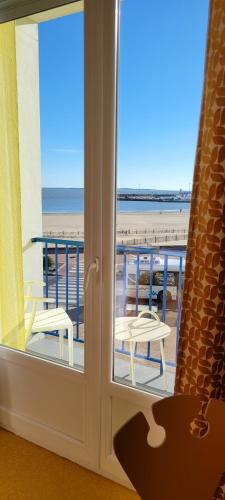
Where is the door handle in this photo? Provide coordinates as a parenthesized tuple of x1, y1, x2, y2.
(84, 257, 99, 291)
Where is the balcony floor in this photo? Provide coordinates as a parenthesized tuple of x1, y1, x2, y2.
(27, 333, 175, 395)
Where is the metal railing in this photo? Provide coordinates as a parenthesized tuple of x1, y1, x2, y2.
(32, 236, 84, 343)
(116, 244, 186, 371)
(32, 237, 186, 369)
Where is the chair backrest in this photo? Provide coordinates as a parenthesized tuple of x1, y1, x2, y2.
(24, 296, 38, 341)
(24, 283, 32, 313)
(24, 281, 46, 313)
(126, 310, 161, 338)
(138, 309, 160, 323)
(23, 281, 46, 341)
(24, 295, 56, 343)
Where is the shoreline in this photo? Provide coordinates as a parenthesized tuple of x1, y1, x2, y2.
(43, 209, 190, 215)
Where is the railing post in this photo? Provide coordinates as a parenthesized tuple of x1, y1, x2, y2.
(147, 252, 154, 359)
(135, 253, 140, 316)
(55, 243, 58, 307)
(122, 252, 127, 315)
(162, 254, 168, 323)
(176, 256, 183, 352)
(76, 245, 80, 340)
(148, 253, 154, 311)
(45, 242, 49, 309)
(65, 244, 69, 314)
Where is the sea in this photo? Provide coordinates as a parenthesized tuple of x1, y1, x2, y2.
(42, 188, 190, 214)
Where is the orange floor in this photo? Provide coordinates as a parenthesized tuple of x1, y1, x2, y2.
(0, 428, 139, 499)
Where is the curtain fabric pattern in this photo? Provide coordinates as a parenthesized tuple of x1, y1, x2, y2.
(175, 1, 225, 497)
(0, 22, 25, 350)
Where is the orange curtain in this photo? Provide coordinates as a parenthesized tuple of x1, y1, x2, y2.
(174, 0, 225, 497)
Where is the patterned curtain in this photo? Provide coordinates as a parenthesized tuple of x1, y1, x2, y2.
(175, 0, 225, 497)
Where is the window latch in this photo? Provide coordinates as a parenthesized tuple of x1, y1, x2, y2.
(84, 258, 99, 291)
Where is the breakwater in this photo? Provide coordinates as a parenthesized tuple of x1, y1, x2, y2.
(117, 193, 191, 202)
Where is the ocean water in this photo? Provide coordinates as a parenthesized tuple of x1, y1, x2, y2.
(42, 188, 190, 214)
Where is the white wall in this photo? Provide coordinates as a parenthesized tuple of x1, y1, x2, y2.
(16, 22, 43, 296)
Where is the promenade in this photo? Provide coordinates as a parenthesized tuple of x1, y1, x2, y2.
(43, 210, 190, 245)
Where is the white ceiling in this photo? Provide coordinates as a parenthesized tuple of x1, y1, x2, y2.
(0, 0, 81, 23)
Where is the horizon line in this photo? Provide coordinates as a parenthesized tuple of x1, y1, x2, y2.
(42, 186, 191, 191)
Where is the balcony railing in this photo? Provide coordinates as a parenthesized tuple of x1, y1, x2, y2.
(32, 236, 84, 343)
(32, 237, 186, 371)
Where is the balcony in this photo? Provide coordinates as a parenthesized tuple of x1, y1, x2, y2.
(27, 237, 185, 396)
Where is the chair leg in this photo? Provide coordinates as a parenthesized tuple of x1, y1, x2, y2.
(130, 342, 136, 386)
(160, 339, 167, 390)
(59, 330, 64, 359)
(68, 324, 74, 367)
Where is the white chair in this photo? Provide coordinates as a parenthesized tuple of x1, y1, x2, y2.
(24, 281, 74, 366)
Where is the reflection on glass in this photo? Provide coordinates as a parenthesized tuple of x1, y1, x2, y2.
(113, 0, 209, 395)
(0, 6, 85, 371)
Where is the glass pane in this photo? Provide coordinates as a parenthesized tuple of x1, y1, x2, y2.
(0, 3, 85, 371)
(113, 0, 209, 395)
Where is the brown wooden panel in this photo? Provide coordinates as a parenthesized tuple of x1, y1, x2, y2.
(114, 395, 225, 500)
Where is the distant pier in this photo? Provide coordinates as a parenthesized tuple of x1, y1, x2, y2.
(117, 192, 191, 203)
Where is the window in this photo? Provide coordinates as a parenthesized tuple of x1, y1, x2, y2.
(113, 0, 209, 395)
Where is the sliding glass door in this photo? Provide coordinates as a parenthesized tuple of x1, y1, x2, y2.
(100, 0, 208, 482)
(0, 0, 209, 486)
(113, 0, 209, 396)
(0, 0, 104, 472)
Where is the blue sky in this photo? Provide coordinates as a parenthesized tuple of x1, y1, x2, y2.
(39, 0, 209, 190)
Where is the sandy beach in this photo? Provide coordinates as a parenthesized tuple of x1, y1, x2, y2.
(43, 210, 190, 245)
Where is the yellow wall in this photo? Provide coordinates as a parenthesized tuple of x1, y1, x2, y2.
(0, 21, 25, 350)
